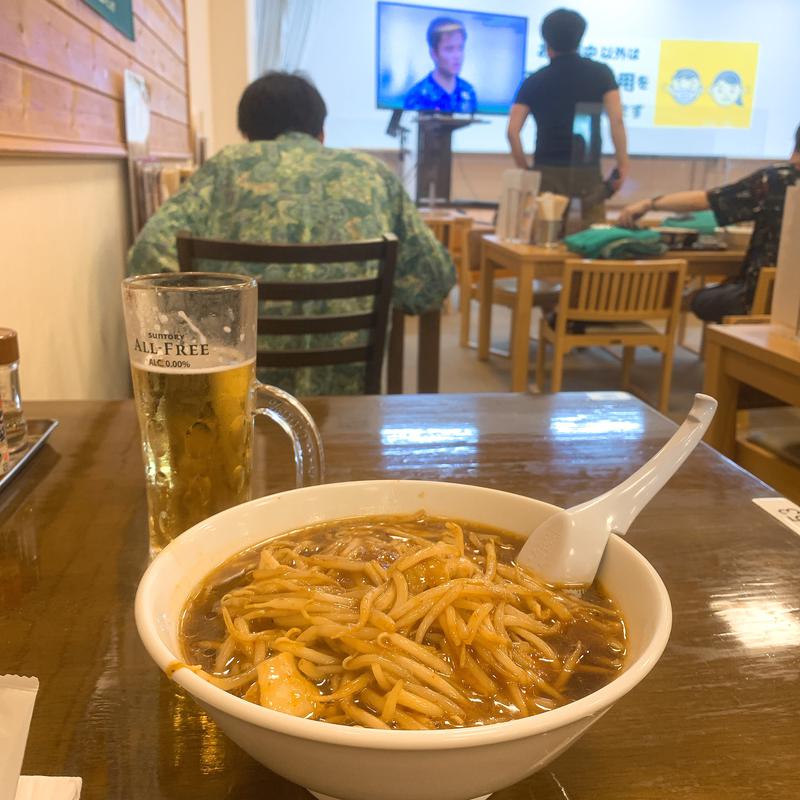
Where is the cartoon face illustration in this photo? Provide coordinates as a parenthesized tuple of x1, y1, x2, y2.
(668, 68, 703, 105)
(710, 71, 744, 106)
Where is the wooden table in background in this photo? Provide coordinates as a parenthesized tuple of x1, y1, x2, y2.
(419, 209, 474, 253)
(3, 393, 799, 799)
(388, 211, 466, 394)
(478, 235, 746, 391)
(703, 322, 800, 499)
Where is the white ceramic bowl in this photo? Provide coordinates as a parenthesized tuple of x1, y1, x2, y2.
(136, 481, 671, 800)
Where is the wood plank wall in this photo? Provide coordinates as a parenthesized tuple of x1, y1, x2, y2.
(0, 0, 190, 158)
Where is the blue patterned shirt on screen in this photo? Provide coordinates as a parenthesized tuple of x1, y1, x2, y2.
(403, 74, 477, 114)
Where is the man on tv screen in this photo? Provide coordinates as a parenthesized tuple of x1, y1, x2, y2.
(403, 17, 477, 114)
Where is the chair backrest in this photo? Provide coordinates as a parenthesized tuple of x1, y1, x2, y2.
(176, 232, 398, 394)
(751, 266, 777, 315)
(558, 259, 687, 330)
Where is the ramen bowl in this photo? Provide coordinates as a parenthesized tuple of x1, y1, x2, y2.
(136, 480, 671, 800)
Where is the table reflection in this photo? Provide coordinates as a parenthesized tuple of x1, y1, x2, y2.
(379, 424, 480, 462)
(0, 502, 39, 609)
(711, 596, 800, 650)
(548, 410, 645, 438)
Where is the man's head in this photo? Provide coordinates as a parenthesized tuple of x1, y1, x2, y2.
(541, 8, 586, 56)
(427, 17, 466, 78)
(237, 72, 326, 142)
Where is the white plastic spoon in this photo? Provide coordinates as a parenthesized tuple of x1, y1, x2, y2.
(518, 393, 718, 587)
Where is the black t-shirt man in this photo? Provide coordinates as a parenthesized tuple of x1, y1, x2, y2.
(507, 10, 629, 226)
(514, 54, 618, 167)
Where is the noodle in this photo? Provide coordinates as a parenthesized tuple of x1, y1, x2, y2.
(180, 514, 626, 729)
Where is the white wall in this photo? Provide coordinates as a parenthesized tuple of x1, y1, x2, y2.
(209, 0, 251, 151)
(0, 158, 131, 400)
(186, 0, 216, 153)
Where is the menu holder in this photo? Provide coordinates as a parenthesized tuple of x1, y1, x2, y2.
(496, 169, 541, 242)
(0, 420, 58, 494)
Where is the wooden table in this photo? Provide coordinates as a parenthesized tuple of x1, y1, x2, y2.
(703, 322, 800, 498)
(478, 235, 746, 391)
(2, 393, 798, 799)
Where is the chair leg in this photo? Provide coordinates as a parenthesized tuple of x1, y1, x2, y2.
(621, 346, 635, 390)
(699, 322, 708, 360)
(459, 288, 471, 348)
(658, 344, 675, 413)
(535, 318, 547, 392)
(508, 304, 517, 361)
(551, 341, 566, 394)
(677, 310, 687, 347)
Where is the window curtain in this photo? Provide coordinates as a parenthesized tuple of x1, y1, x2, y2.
(253, 0, 319, 76)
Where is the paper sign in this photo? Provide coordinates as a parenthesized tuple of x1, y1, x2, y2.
(752, 497, 800, 537)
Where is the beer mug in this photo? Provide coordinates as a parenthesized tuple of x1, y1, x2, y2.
(121, 273, 324, 555)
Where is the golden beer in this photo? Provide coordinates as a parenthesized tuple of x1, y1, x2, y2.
(132, 360, 255, 554)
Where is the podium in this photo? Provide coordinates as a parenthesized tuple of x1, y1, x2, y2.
(415, 114, 474, 204)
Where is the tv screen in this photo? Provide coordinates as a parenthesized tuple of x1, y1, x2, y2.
(376, 2, 528, 116)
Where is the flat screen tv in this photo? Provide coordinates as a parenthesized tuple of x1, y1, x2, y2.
(376, 2, 528, 116)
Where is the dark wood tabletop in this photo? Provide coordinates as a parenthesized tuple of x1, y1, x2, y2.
(2, 393, 798, 800)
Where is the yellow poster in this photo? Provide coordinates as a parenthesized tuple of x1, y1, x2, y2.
(654, 40, 759, 128)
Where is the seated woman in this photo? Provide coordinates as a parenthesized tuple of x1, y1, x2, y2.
(618, 124, 800, 322)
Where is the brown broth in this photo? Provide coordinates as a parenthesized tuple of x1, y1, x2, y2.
(180, 514, 627, 728)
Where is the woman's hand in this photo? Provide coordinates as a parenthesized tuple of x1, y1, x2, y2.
(618, 198, 651, 228)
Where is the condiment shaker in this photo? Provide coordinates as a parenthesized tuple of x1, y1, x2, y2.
(0, 329, 27, 453)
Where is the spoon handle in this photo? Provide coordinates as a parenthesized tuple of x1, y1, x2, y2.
(568, 393, 717, 536)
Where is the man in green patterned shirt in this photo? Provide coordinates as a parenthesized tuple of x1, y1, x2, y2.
(128, 72, 455, 395)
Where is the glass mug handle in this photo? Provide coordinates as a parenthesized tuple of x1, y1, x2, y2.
(253, 383, 325, 486)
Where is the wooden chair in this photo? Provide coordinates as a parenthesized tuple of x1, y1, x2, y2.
(720, 266, 781, 447)
(721, 266, 777, 323)
(176, 232, 398, 394)
(536, 259, 687, 413)
(461, 226, 560, 353)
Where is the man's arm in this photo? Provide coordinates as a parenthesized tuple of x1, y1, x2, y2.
(618, 190, 710, 228)
(127, 169, 213, 276)
(507, 103, 531, 170)
(603, 89, 629, 191)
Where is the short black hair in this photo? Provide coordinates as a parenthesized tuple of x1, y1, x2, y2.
(541, 8, 587, 53)
(237, 72, 327, 141)
(427, 17, 466, 51)
(795, 124, 800, 153)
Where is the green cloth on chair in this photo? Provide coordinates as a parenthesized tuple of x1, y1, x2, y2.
(662, 210, 719, 234)
(564, 227, 668, 259)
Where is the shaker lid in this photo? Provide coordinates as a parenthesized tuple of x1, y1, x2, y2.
(0, 328, 20, 364)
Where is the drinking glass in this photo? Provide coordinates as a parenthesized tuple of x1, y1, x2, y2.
(534, 218, 562, 248)
(122, 273, 324, 556)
